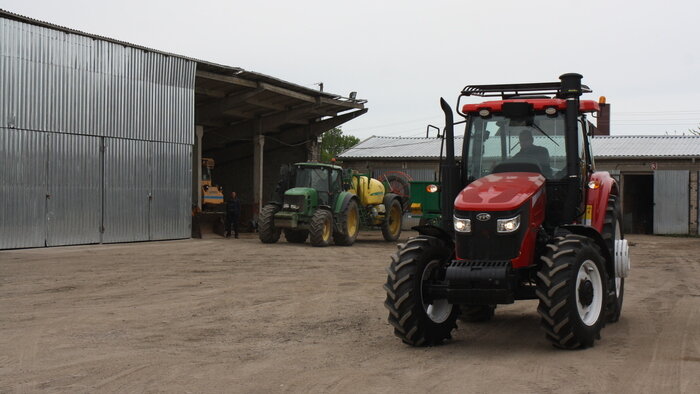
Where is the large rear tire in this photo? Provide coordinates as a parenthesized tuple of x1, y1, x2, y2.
(381, 197, 403, 242)
(258, 204, 281, 244)
(333, 199, 360, 246)
(536, 234, 608, 349)
(284, 229, 308, 244)
(309, 209, 333, 247)
(603, 195, 625, 323)
(384, 236, 458, 346)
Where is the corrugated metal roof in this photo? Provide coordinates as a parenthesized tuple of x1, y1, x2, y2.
(338, 136, 464, 159)
(591, 136, 700, 158)
(339, 135, 700, 160)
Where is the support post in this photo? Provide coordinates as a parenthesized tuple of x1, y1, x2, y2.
(194, 125, 204, 210)
(253, 131, 265, 216)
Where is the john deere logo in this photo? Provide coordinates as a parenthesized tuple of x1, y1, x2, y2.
(476, 213, 491, 221)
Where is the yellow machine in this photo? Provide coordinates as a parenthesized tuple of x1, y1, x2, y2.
(201, 158, 224, 210)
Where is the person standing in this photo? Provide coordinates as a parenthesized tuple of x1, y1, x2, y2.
(225, 191, 241, 238)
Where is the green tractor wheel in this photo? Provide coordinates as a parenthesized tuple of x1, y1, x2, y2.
(309, 209, 333, 247)
(381, 197, 403, 242)
(259, 204, 281, 243)
(334, 199, 360, 246)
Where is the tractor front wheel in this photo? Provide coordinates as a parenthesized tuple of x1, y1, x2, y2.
(603, 195, 625, 323)
(384, 236, 458, 346)
(536, 234, 608, 349)
(333, 199, 360, 246)
(381, 197, 403, 242)
(309, 209, 333, 247)
(258, 204, 281, 243)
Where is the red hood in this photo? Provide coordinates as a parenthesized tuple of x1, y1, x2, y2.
(454, 172, 545, 211)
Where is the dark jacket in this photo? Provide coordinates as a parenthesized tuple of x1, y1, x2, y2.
(226, 198, 241, 216)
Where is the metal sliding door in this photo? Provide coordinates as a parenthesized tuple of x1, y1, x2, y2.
(46, 134, 102, 246)
(149, 142, 192, 240)
(653, 170, 689, 234)
(103, 138, 151, 243)
(0, 129, 47, 249)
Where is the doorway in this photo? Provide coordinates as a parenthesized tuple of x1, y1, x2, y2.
(622, 174, 654, 234)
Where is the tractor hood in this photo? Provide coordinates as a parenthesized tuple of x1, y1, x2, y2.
(285, 187, 316, 198)
(454, 172, 545, 211)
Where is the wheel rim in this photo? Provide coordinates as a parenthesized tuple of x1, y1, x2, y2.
(347, 206, 358, 236)
(323, 215, 332, 241)
(575, 260, 604, 326)
(389, 203, 401, 235)
(420, 259, 452, 323)
(614, 221, 622, 297)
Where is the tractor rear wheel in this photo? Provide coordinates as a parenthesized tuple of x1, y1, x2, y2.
(258, 204, 281, 243)
(459, 305, 495, 322)
(536, 234, 608, 349)
(384, 236, 458, 346)
(333, 199, 360, 246)
(603, 195, 625, 323)
(381, 197, 403, 242)
(284, 229, 308, 244)
(309, 209, 333, 247)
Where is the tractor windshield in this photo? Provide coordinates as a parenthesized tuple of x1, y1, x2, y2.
(465, 113, 568, 181)
(295, 167, 329, 192)
(201, 164, 212, 181)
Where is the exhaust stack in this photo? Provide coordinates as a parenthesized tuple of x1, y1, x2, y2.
(439, 98, 458, 235)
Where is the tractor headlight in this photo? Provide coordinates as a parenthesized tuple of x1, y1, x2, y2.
(497, 215, 521, 233)
(454, 217, 471, 233)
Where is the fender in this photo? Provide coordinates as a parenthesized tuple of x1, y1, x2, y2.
(333, 191, 357, 214)
(558, 224, 614, 278)
(586, 171, 618, 232)
(412, 224, 454, 249)
(333, 192, 358, 233)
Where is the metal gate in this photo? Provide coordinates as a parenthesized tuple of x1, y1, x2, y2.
(46, 134, 102, 246)
(654, 170, 689, 234)
(0, 129, 47, 249)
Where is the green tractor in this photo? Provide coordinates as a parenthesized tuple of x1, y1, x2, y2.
(258, 162, 404, 246)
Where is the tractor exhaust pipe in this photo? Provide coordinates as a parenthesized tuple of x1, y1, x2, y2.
(440, 98, 458, 235)
(560, 73, 584, 223)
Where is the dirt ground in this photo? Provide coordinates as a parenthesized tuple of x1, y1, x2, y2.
(1, 232, 699, 393)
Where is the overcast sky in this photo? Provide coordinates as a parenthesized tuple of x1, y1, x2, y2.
(2, 0, 700, 139)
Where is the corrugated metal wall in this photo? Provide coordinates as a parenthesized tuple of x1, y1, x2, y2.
(103, 139, 151, 243)
(150, 142, 192, 240)
(0, 129, 47, 249)
(654, 170, 689, 234)
(0, 17, 195, 145)
(46, 134, 102, 246)
(371, 168, 437, 182)
(0, 16, 195, 249)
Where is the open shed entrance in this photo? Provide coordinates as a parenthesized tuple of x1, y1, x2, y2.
(622, 174, 654, 234)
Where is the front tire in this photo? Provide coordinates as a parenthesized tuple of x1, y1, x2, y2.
(309, 209, 333, 247)
(333, 199, 360, 246)
(258, 204, 281, 244)
(381, 197, 403, 242)
(384, 236, 458, 346)
(603, 195, 625, 323)
(536, 234, 608, 349)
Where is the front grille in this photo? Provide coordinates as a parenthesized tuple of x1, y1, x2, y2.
(455, 207, 529, 261)
(283, 195, 305, 212)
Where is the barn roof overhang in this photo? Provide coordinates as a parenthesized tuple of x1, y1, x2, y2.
(195, 63, 367, 158)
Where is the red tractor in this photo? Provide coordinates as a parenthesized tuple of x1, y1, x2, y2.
(384, 74, 630, 349)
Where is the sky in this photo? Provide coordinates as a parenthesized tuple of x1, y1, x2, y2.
(2, 0, 700, 140)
